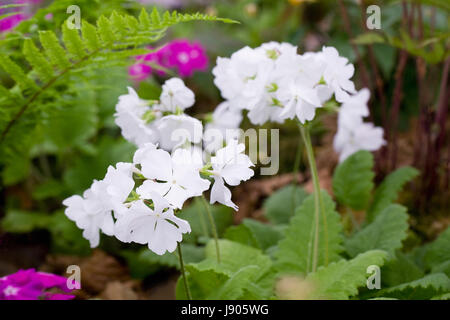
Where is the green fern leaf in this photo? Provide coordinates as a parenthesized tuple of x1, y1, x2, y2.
(138, 8, 151, 29)
(81, 21, 100, 52)
(62, 23, 86, 60)
(367, 166, 419, 221)
(345, 204, 409, 257)
(0, 54, 37, 91)
(96, 15, 116, 45)
(275, 190, 344, 275)
(23, 39, 54, 82)
(151, 7, 162, 27)
(39, 31, 71, 70)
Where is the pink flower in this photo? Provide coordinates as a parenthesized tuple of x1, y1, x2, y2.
(0, 0, 44, 33)
(0, 13, 27, 33)
(128, 39, 209, 81)
(0, 269, 77, 300)
(128, 63, 152, 81)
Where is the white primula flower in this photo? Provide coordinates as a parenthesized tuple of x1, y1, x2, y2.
(159, 77, 195, 113)
(255, 41, 298, 62)
(62, 181, 114, 248)
(114, 193, 191, 255)
(155, 114, 203, 151)
(213, 46, 269, 110)
(135, 143, 210, 209)
(338, 88, 370, 128)
(209, 140, 254, 210)
(101, 162, 135, 216)
(277, 80, 322, 123)
(203, 102, 243, 153)
(114, 87, 160, 147)
(114, 87, 158, 146)
(333, 122, 386, 162)
(319, 46, 356, 102)
(62, 162, 135, 247)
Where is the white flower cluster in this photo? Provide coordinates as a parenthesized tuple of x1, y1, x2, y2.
(212, 42, 385, 161)
(63, 78, 253, 255)
(333, 88, 386, 162)
(115, 77, 243, 154)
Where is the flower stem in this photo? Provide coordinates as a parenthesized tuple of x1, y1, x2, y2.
(177, 243, 192, 300)
(299, 124, 324, 273)
(201, 195, 221, 263)
(291, 134, 302, 215)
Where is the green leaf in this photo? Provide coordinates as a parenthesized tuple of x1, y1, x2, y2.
(121, 244, 205, 279)
(177, 198, 233, 244)
(40, 86, 98, 150)
(382, 252, 425, 286)
(332, 150, 374, 211)
(176, 264, 261, 300)
(224, 218, 283, 251)
(38, 31, 71, 70)
(23, 38, 54, 82)
(1, 210, 51, 233)
(352, 32, 386, 45)
(345, 204, 409, 258)
(197, 240, 272, 279)
(176, 240, 272, 300)
(62, 23, 86, 60)
(367, 166, 419, 221)
(403, 0, 450, 12)
(81, 21, 100, 52)
(275, 190, 344, 274)
(263, 185, 308, 225)
(432, 261, 450, 278)
(48, 211, 91, 255)
(424, 227, 450, 270)
(377, 273, 450, 300)
(0, 54, 37, 91)
(63, 136, 136, 194)
(305, 250, 388, 299)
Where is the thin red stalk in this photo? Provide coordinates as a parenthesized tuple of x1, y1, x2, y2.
(431, 58, 450, 176)
(337, 0, 372, 93)
(413, 4, 428, 169)
(389, 2, 412, 170)
(359, 2, 388, 126)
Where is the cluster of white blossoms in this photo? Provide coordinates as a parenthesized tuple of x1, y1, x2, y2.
(212, 42, 385, 161)
(114, 77, 243, 154)
(333, 88, 386, 162)
(63, 78, 253, 255)
(62, 42, 386, 255)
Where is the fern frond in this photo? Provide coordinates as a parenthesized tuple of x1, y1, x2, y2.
(39, 31, 71, 69)
(23, 39, 54, 83)
(0, 9, 236, 163)
(0, 54, 37, 92)
(62, 24, 86, 60)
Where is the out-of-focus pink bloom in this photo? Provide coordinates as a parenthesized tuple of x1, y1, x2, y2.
(166, 39, 209, 77)
(128, 39, 209, 81)
(0, 269, 77, 300)
(44, 13, 53, 21)
(0, 13, 27, 32)
(129, 63, 153, 81)
(0, 0, 44, 33)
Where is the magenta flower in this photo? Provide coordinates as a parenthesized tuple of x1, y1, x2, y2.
(0, 13, 27, 33)
(128, 39, 209, 81)
(166, 39, 209, 77)
(0, 269, 77, 300)
(0, 0, 44, 33)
